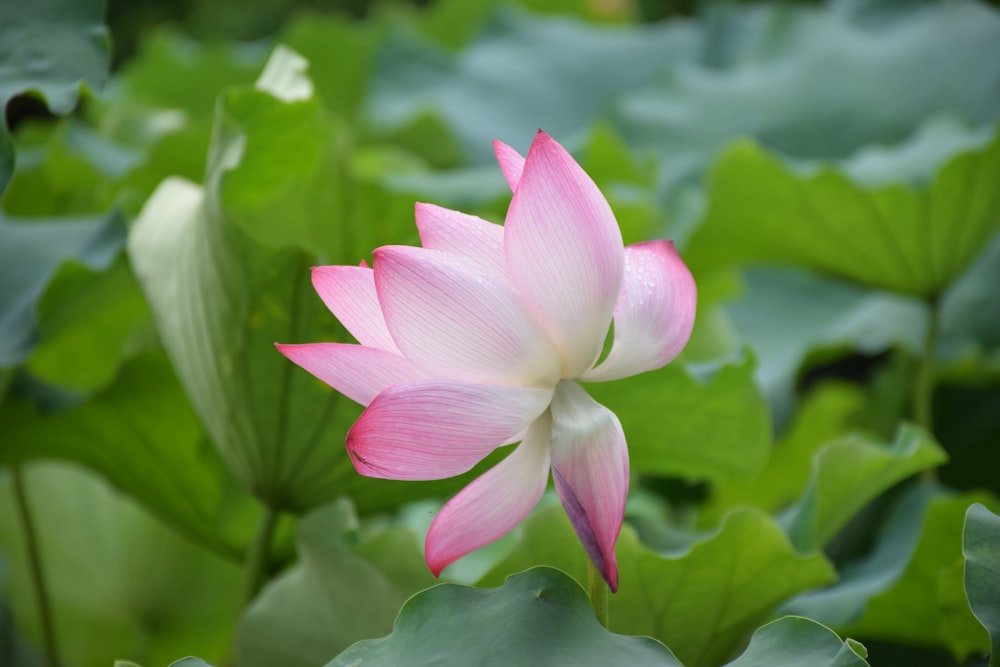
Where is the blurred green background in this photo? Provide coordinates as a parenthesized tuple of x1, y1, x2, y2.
(2, 0, 1000, 666)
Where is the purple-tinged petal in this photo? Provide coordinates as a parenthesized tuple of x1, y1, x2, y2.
(493, 139, 525, 191)
(548, 381, 628, 592)
(346, 381, 552, 481)
(581, 240, 697, 382)
(414, 203, 506, 275)
(504, 130, 624, 377)
(374, 245, 561, 386)
(425, 413, 552, 576)
(275, 343, 427, 406)
(312, 265, 397, 352)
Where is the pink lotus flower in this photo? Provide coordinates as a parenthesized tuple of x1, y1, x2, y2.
(277, 130, 696, 591)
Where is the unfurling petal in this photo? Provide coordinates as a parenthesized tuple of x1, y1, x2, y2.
(504, 130, 624, 377)
(346, 381, 552, 481)
(548, 381, 628, 592)
(275, 343, 427, 406)
(493, 139, 525, 191)
(414, 203, 506, 275)
(374, 245, 561, 386)
(425, 413, 552, 575)
(581, 240, 697, 382)
(312, 265, 397, 352)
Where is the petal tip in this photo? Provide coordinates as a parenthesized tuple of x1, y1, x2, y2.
(603, 558, 619, 593)
(344, 435, 382, 479)
(424, 538, 450, 578)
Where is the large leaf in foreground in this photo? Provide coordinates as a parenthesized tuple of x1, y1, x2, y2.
(0, 463, 241, 667)
(327, 567, 680, 667)
(481, 506, 834, 667)
(236, 502, 437, 667)
(0, 0, 110, 192)
(688, 122, 1000, 298)
(963, 503, 1000, 665)
(726, 616, 868, 667)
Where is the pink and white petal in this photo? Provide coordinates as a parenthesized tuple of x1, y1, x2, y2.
(275, 343, 427, 406)
(374, 245, 561, 386)
(312, 265, 397, 352)
(548, 381, 629, 592)
(580, 240, 697, 382)
(425, 413, 552, 576)
(414, 203, 506, 274)
(347, 381, 552, 481)
(504, 130, 624, 377)
(493, 139, 525, 191)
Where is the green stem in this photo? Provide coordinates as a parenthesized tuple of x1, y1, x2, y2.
(913, 298, 941, 434)
(12, 466, 60, 667)
(241, 503, 280, 607)
(586, 558, 609, 628)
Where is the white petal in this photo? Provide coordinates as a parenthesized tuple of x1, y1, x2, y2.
(504, 130, 624, 377)
(374, 245, 560, 386)
(275, 343, 426, 406)
(425, 413, 551, 575)
(548, 381, 628, 592)
(414, 202, 506, 275)
(493, 139, 525, 191)
(312, 265, 397, 352)
(346, 381, 552, 480)
(581, 240, 697, 382)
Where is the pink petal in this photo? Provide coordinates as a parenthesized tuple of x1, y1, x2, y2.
(493, 139, 525, 191)
(346, 381, 552, 481)
(548, 381, 628, 592)
(414, 203, 506, 275)
(581, 240, 697, 382)
(425, 413, 552, 576)
(373, 245, 561, 386)
(275, 343, 427, 406)
(504, 130, 624, 377)
(312, 265, 397, 352)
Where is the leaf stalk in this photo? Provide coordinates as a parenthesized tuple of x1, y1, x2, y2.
(12, 466, 60, 667)
(241, 502, 281, 608)
(586, 558, 609, 628)
(913, 297, 941, 434)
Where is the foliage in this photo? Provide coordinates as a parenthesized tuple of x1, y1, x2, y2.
(964, 504, 1000, 665)
(1, 0, 999, 666)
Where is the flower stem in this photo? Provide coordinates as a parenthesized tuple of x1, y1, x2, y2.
(11, 466, 60, 667)
(241, 503, 280, 607)
(913, 298, 941, 434)
(586, 558, 609, 628)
